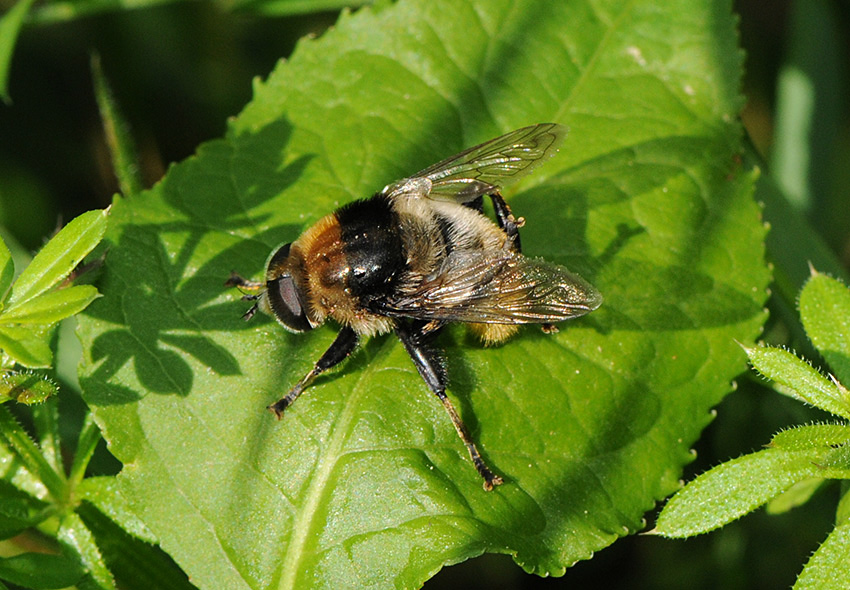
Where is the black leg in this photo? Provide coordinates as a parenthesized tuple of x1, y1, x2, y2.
(488, 192, 523, 253)
(463, 193, 523, 252)
(395, 321, 504, 491)
(464, 195, 485, 214)
(225, 272, 264, 291)
(226, 272, 265, 320)
(268, 327, 359, 417)
(487, 195, 557, 333)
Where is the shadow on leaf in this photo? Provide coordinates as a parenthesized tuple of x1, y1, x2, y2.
(82, 119, 311, 405)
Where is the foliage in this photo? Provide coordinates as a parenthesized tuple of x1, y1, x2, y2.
(7, 0, 850, 588)
(0, 208, 106, 369)
(654, 271, 850, 590)
(0, 207, 195, 588)
(0, 209, 101, 588)
(0, 0, 35, 104)
(68, 0, 771, 588)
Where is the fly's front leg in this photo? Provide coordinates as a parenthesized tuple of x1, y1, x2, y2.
(395, 320, 503, 491)
(226, 272, 265, 320)
(225, 272, 264, 291)
(268, 326, 359, 417)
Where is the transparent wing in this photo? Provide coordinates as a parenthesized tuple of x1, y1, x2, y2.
(377, 250, 601, 324)
(383, 123, 568, 203)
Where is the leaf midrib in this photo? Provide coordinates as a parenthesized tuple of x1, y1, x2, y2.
(272, 4, 639, 586)
(274, 341, 389, 590)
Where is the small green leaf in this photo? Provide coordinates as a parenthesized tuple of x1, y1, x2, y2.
(800, 271, 850, 386)
(766, 477, 825, 514)
(68, 413, 102, 488)
(0, 371, 57, 405)
(91, 54, 142, 197)
(0, 324, 54, 368)
(0, 405, 66, 501)
(745, 344, 850, 419)
(0, 237, 14, 302)
(0, 552, 85, 590)
(819, 444, 850, 476)
(0, 480, 51, 540)
(7, 208, 108, 308)
(76, 477, 157, 544)
(2, 285, 100, 324)
(32, 397, 62, 476)
(58, 512, 117, 590)
(654, 448, 827, 538)
(794, 521, 850, 590)
(838, 483, 850, 524)
(27, 0, 191, 25)
(231, 0, 371, 16)
(770, 423, 850, 451)
(0, 0, 36, 104)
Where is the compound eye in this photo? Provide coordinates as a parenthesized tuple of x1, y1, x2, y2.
(266, 242, 292, 276)
(267, 274, 313, 333)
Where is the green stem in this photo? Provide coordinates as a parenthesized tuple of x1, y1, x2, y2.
(32, 397, 62, 476)
(91, 53, 143, 197)
(68, 413, 101, 490)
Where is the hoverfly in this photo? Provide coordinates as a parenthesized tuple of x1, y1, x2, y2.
(227, 123, 602, 490)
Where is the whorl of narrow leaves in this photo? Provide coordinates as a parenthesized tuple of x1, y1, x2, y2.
(655, 270, 850, 590)
(0, 208, 107, 368)
(6, 208, 107, 308)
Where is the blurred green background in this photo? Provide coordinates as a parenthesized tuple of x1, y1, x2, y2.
(0, 0, 848, 588)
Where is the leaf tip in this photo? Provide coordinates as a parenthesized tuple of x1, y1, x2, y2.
(734, 339, 755, 356)
(807, 261, 820, 278)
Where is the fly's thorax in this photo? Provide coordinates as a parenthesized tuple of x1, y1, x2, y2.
(391, 196, 446, 279)
(334, 194, 407, 299)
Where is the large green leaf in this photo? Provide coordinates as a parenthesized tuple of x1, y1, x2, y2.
(76, 1, 769, 588)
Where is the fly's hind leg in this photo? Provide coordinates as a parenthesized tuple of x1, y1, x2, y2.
(488, 192, 524, 253)
(268, 327, 359, 417)
(395, 320, 504, 491)
(464, 193, 524, 252)
(488, 194, 557, 334)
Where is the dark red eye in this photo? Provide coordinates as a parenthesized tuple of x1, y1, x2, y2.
(266, 274, 313, 332)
